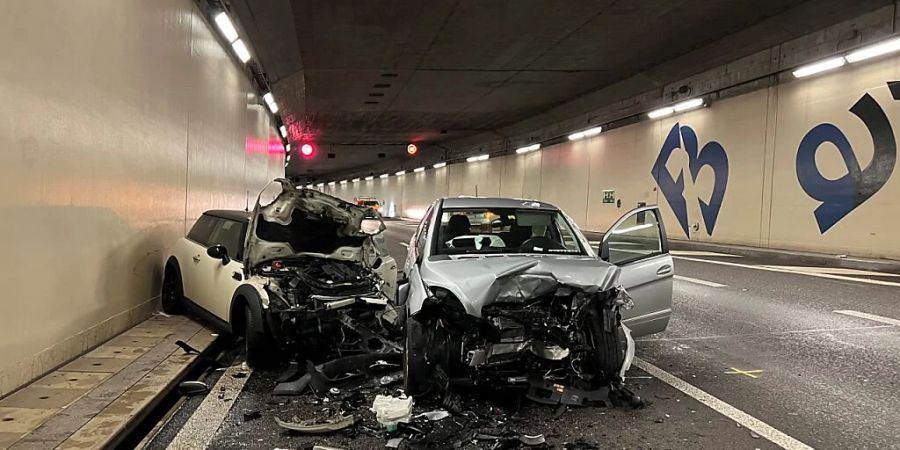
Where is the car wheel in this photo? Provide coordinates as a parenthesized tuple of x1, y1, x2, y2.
(161, 265, 184, 314)
(243, 304, 276, 368)
(403, 316, 430, 396)
(587, 313, 627, 382)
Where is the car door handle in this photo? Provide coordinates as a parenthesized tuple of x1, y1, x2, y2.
(657, 265, 673, 276)
(192, 255, 201, 263)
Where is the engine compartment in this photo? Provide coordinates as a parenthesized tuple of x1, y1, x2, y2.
(406, 284, 638, 406)
(261, 258, 395, 357)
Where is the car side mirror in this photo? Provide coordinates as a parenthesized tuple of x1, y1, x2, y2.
(206, 245, 230, 265)
(598, 240, 610, 262)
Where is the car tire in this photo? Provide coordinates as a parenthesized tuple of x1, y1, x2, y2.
(403, 316, 430, 396)
(161, 264, 185, 314)
(588, 314, 627, 382)
(243, 304, 276, 368)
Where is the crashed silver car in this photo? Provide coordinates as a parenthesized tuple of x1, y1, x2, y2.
(399, 198, 672, 404)
(163, 179, 398, 366)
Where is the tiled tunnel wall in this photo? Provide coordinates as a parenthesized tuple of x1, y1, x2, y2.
(329, 55, 900, 260)
(0, 1, 283, 394)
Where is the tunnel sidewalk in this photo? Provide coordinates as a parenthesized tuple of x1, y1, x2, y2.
(0, 314, 218, 450)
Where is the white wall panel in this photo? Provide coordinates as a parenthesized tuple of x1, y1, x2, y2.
(0, 0, 282, 394)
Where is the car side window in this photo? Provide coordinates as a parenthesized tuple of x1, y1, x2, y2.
(207, 219, 246, 261)
(187, 214, 217, 246)
(605, 209, 663, 265)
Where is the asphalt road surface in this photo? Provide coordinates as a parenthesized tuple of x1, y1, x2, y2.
(148, 218, 900, 450)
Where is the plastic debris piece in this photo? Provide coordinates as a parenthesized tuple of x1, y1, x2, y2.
(275, 413, 356, 434)
(519, 434, 546, 446)
(386, 437, 403, 448)
(177, 381, 209, 396)
(273, 373, 311, 396)
(242, 410, 261, 422)
(276, 361, 302, 383)
(378, 372, 403, 386)
(329, 387, 341, 395)
(370, 394, 413, 431)
(414, 410, 450, 421)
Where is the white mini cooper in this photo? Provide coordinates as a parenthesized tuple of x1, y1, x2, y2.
(162, 179, 397, 365)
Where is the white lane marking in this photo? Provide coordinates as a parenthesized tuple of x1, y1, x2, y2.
(834, 310, 900, 326)
(765, 266, 900, 277)
(400, 242, 409, 248)
(636, 324, 892, 342)
(676, 256, 900, 288)
(168, 363, 252, 450)
(674, 275, 726, 288)
(633, 358, 814, 450)
(670, 250, 742, 258)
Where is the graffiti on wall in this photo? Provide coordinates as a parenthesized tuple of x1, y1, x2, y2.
(651, 123, 729, 237)
(796, 82, 899, 233)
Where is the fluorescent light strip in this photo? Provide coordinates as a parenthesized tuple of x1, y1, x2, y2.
(673, 98, 704, 112)
(317, 183, 324, 187)
(351, 178, 360, 182)
(568, 126, 603, 141)
(339, 180, 348, 185)
(231, 39, 251, 63)
(515, 143, 541, 154)
(413, 167, 425, 173)
(279, 125, 287, 138)
(262, 92, 278, 113)
(647, 107, 674, 119)
(466, 154, 489, 162)
(433, 162, 447, 169)
(364, 175, 374, 181)
(846, 36, 900, 63)
(327, 181, 335, 186)
(285, 144, 291, 152)
(214, 12, 239, 42)
(792, 57, 845, 78)
(379, 173, 389, 179)
(395, 170, 406, 176)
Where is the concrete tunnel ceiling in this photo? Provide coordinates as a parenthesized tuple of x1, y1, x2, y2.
(228, 0, 891, 180)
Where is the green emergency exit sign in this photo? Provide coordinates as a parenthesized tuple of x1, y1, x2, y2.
(602, 190, 615, 203)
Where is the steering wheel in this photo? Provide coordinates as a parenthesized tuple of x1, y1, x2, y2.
(519, 236, 565, 252)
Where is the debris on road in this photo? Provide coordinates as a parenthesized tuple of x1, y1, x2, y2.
(275, 411, 356, 434)
(242, 410, 262, 422)
(178, 380, 209, 396)
(371, 394, 413, 431)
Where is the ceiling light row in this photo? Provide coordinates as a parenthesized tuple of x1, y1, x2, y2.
(793, 36, 900, 78)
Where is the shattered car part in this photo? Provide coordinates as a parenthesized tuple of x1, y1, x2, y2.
(414, 410, 450, 421)
(306, 353, 401, 395)
(275, 413, 356, 434)
(371, 394, 414, 431)
(177, 381, 209, 396)
(241, 179, 399, 357)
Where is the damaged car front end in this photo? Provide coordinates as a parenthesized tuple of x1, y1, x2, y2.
(244, 179, 400, 359)
(405, 258, 639, 406)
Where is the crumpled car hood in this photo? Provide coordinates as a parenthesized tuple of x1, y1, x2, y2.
(244, 179, 385, 268)
(419, 255, 621, 316)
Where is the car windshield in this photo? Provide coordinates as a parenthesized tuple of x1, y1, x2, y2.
(435, 207, 585, 255)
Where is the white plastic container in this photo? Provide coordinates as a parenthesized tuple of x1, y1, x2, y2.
(370, 395, 413, 431)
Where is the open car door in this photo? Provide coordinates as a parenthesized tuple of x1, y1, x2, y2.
(600, 205, 673, 337)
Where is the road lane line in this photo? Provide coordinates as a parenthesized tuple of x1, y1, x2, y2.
(676, 256, 900, 288)
(400, 242, 409, 248)
(636, 324, 892, 342)
(633, 358, 814, 450)
(834, 310, 900, 326)
(168, 363, 252, 450)
(674, 275, 726, 288)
